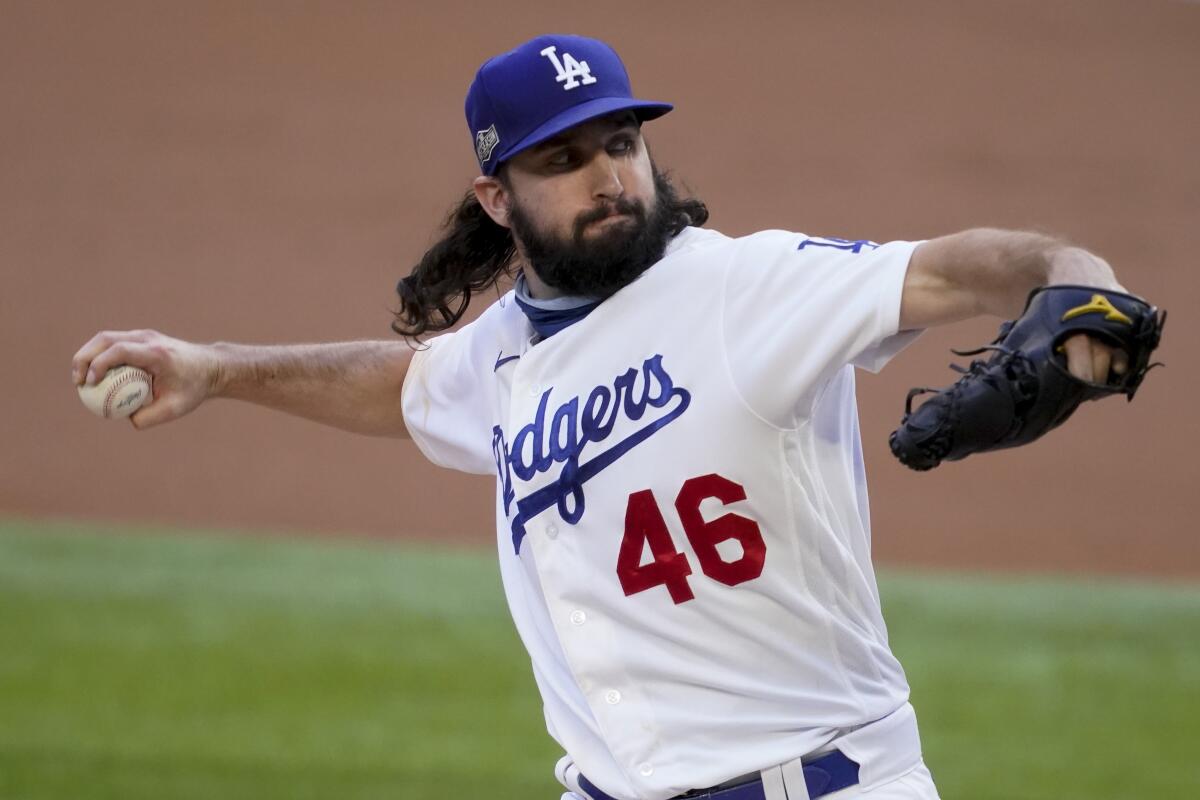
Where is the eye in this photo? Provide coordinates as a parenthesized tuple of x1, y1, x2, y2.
(546, 150, 575, 168)
(609, 136, 636, 155)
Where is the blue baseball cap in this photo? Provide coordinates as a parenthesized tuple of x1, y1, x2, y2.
(465, 34, 673, 175)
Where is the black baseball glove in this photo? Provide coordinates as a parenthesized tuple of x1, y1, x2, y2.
(889, 285, 1165, 471)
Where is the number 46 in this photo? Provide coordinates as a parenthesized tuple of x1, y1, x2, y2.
(617, 474, 766, 605)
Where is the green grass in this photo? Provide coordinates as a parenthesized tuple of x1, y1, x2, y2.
(0, 519, 558, 799)
(1, 519, 1197, 799)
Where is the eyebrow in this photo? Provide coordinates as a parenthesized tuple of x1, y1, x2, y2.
(531, 117, 640, 152)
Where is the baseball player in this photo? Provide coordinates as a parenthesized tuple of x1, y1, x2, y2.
(73, 34, 1162, 800)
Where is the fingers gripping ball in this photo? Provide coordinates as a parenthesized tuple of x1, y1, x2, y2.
(889, 285, 1165, 471)
(78, 365, 153, 420)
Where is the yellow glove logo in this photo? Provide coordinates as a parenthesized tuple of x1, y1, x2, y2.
(1061, 294, 1133, 326)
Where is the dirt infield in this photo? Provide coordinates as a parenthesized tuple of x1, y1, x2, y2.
(3, 1, 1197, 577)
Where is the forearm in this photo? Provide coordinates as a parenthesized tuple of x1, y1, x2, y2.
(212, 340, 414, 437)
(902, 228, 1123, 328)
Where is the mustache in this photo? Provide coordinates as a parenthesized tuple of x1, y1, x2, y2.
(572, 197, 646, 239)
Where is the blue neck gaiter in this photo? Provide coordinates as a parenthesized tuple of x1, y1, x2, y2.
(513, 273, 600, 340)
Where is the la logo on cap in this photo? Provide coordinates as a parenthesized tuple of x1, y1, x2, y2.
(463, 34, 672, 174)
(540, 45, 597, 91)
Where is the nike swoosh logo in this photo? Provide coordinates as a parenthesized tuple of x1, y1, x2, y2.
(494, 351, 520, 372)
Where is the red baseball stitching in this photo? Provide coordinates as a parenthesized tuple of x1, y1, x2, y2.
(103, 368, 151, 418)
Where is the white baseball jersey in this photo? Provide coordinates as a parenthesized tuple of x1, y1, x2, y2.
(402, 226, 923, 800)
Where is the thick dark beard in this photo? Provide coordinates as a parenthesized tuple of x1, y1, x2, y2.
(508, 168, 682, 300)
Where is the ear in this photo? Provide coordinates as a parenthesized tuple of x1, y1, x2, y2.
(473, 176, 512, 229)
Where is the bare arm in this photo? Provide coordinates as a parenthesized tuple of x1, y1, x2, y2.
(71, 331, 415, 436)
(901, 228, 1128, 381)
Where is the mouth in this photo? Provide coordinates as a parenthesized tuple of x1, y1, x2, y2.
(574, 203, 641, 241)
(588, 212, 633, 227)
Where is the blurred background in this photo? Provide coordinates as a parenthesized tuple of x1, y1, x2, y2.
(1, 1, 1197, 798)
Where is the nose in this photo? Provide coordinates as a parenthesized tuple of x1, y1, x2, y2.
(588, 153, 624, 201)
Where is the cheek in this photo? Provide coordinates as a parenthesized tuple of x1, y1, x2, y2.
(520, 190, 580, 237)
(622, 156, 656, 206)
(545, 181, 597, 227)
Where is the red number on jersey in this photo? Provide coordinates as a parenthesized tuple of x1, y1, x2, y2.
(616, 489, 695, 604)
(617, 475, 766, 604)
(675, 474, 767, 586)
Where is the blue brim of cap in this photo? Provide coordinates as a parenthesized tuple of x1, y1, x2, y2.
(485, 96, 672, 175)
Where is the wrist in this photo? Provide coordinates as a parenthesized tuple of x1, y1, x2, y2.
(206, 342, 238, 400)
(1045, 247, 1124, 292)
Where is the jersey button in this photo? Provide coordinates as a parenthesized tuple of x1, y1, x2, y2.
(546, 523, 558, 540)
(604, 689, 621, 705)
(638, 763, 654, 777)
(569, 610, 586, 625)
(529, 384, 541, 397)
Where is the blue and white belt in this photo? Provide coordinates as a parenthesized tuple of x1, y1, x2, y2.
(579, 750, 860, 800)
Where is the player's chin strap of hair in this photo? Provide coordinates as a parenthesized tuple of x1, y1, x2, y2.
(513, 272, 600, 340)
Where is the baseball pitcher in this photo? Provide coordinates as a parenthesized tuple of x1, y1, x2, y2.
(72, 34, 1163, 800)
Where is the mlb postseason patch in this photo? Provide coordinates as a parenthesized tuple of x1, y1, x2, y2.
(476, 124, 500, 163)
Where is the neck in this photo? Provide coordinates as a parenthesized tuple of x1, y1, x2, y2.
(516, 259, 563, 300)
(514, 271, 594, 309)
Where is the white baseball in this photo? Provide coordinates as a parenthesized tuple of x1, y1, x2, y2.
(78, 365, 154, 419)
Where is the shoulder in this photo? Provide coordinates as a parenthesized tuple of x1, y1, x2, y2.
(447, 289, 525, 340)
(412, 289, 526, 369)
(662, 226, 810, 258)
(664, 227, 829, 263)
(651, 227, 792, 280)
(641, 228, 818, 294)
(469, 288, 526, 339)
(728, 232, 921, 277)
(662, 225, 734, 257)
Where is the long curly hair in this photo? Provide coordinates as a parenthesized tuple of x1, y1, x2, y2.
(392, 168, 708, 339)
